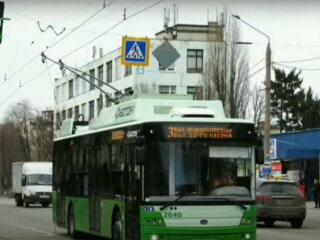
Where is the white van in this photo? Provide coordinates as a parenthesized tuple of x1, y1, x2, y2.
(12, 162, 52, 207)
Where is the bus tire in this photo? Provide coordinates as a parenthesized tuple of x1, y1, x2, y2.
(112, 211, 122, 240)
(15, 195, 23, 207)
(68, 206, 80, 239)
(23, 196, 29, 208)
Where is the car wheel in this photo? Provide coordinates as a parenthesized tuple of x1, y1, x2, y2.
(264, 219, 274, 227)
(290, 218, 303, 228)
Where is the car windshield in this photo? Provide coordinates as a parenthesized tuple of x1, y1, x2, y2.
(27, 174, 52, 186)
(144, 142, 254, 202)
(258, 182, 300, 196)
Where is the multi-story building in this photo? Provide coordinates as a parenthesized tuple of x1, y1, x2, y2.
(54, 22, 223, 128)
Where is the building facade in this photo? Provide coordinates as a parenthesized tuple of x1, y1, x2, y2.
(54, 23, 223, 128)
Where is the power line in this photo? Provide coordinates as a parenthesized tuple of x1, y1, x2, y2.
(273, 62, 320, 71)
(60, 0, 165, 60)
(41, 53, 117, 102)
(276, 56, 320, 64)
(0, 55, 40, 87)
(1, 1, 114, 87)
(249, 57, 265, 71)
(44, 0, 117, 52)
(248, 66, 265, 79)
(0, 0, 165, 107)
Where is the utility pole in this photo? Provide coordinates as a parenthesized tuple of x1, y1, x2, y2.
(232, 14, 271, 162)
(0, 125, 3, 195)
(264, 42, 271, 161)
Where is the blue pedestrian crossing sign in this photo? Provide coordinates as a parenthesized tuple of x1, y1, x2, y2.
(121, 36, 150, 67)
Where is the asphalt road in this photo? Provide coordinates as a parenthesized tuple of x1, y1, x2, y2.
(0, 197, 319, 240)
(257, 201, 320, 240)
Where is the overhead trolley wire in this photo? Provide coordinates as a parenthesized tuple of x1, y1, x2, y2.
(1, 1, 116, 87)
(273, 62, 320, 71)
(44, 0, 118, 53)
(0, 0, 166, 107)
(60, 0, 165, 60)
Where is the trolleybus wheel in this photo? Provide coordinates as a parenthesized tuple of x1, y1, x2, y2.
(112, 211, 122, 240)
(68, 206, 80, 239)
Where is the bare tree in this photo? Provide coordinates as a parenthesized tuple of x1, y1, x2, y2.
(4, 101, 53, 162)
(0, 123, 25, 194)
(201, 9, 250, 118)
(29, 111, 54, 161)
(249, 84, 265, 126)
(5, 100, 35, 162)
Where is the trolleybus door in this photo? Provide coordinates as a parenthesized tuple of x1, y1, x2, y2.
(125, 144, 140, 240)
(89, 147, 101, 233)
(56, 152, 67, 225)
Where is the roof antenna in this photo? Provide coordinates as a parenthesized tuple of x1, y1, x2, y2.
(164, 7, 170, 32)
(173, 4, 176, 25)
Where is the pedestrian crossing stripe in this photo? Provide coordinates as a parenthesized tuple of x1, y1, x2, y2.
(126, 42, 144, 59)
(121, 36, 150, 67)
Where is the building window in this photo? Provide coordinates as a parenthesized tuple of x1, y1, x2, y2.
(115, 57, 122, 80)
(62, 83, 67, 101)
(187, 86, 203, 99)
(55, 85, 61, 103)
(159, 62, 175, 71)
(67, 108, 73, 119)
(74, 77, 80, 96)
(97, 95, 103, 114)
(106, 60, 112, 83)
(125, 65, 132, 77)
(187, 49, 203, 73)
(89, 100, 95, 120)
(81, 73, 88, 94)
(89, 69, 95, 90)
(68, 79, 73, 99)
(61, 110, 66, 121)
(75, 105, 79, 121)
(159, 85, 176, 94)
(81, 103, 87, 120)
(187, 86, 196, 95)
(98, 65, 103, 86)
(55, 112, 61, 129)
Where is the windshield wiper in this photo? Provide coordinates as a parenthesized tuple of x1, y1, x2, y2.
(208, 196, 248, 211)
(160, 194, 193, 211)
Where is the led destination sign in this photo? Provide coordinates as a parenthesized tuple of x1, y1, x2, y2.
(167, 127, 233, 139)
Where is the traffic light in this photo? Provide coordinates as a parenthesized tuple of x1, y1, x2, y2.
(0, 1, 4, 44)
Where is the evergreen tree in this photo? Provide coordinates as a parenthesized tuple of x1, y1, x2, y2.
(271, 68, 303, 132)
(300, 87, 320, 129)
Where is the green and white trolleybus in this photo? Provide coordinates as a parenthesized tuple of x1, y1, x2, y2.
(52, 94, 263, 240)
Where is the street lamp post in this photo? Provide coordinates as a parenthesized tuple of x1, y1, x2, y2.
(232, 15, 271, 162)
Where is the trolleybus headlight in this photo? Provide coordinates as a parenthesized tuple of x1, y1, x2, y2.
(151, 234, 158, 240)
(244, 233, 251, 239)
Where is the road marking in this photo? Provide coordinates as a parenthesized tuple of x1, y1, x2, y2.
(0, 219, 54, 236)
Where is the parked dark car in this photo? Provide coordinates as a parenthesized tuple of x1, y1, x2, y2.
(256, 180, 306, 228)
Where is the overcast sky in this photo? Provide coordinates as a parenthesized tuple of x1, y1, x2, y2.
(1, 0, 320, 121)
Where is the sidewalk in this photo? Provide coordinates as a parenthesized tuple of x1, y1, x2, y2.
(306, 201, 320, 210)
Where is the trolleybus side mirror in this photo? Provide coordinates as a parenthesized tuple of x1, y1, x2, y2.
(255, 147, 264, 164)
(136, 146, 146, 165)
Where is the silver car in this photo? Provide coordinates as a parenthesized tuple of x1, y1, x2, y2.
(256, 180, 306, 228)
